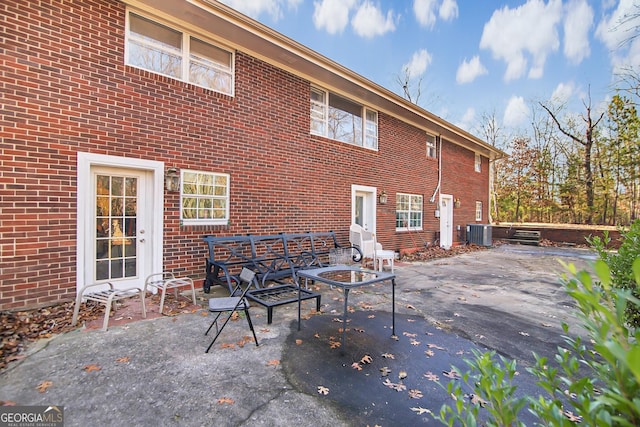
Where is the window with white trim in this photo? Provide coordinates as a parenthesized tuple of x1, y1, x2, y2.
(475, 201, 482, 221)
(396, 193, 423, 230)
(426, 133, 437, 158)
(474, 153, 481, 172)
(180, 170, 230, 225)
(310, 87, 378, 149)
(126, 12, 234, 95)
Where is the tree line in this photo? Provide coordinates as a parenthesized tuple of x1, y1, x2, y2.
(482, 92, 639, 226)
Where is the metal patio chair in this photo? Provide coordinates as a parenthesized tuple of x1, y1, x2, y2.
(143, 272, 197, 315)
(205, 267, 259, 352)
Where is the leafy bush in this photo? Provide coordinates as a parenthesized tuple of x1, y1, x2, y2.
(433, 257, 640, 426)
(588, 219, 640, 328)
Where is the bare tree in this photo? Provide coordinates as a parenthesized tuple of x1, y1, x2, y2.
(540, 91, 605, 223)
(394, 65, 422, 105)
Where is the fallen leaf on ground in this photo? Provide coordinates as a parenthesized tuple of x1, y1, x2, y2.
(381, 352, 395, 359)
(442, 369, 460, 379)
(83, 364, 101, 372)
(266, 359, 280, 366)
(295, 339, 303, 345)
(466, 393, 487, 407)
(398, 370, 407, 380)
(317, 386, 329, 395)
(408, 389, 423, 399)
(36, 381, 53, 393)
(423, 372, 439, 381)
(360, 354, 373, 364)
(411, 407, 432, 415)
(115, 356, 130, 363)
(217, 397, 234, 405)
(351, 362, 363, 371)
(380, 367, 391, 377)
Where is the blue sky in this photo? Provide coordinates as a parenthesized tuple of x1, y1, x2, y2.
(218, 0, 639, 140)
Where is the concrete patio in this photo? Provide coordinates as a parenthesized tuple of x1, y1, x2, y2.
(0, 244, 596, 426)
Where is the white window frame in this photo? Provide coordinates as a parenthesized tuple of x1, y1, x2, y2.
(125, 11, 235, 96)
(475, 201, 483, 221)
(395, 193, 423, 231)
(474, 153, 482, 172)
(426, 133, 437, 158)
(310, 86, 378, 150)
(180, 170, 230, 225)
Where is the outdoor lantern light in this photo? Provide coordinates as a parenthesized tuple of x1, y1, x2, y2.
(165, 167, 180, 192)
(454, 198, 461, 208)
(378, 190, 388, 205)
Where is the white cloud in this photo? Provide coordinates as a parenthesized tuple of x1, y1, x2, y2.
(480, 0, 563, 81)
(503, 96, 530, 127)
(456, 107, 476, 131)
(439, 0, 459, 21)
(403, 49, 433, 78)
(414, 0, 438, 28)
(219, 0, 302, 20)
(351, 1, 397, 38)
(563, 0, 593, 64)
(595, 0, 640, 72)
(456, 56, 488, 84)
(550, 81, 575, 103)
(312, 0, 357, 34)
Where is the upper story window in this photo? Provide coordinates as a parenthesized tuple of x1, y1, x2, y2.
(396, 193, 423, 231)
(474, 153, 482, 172)
(310, 87, 378, 149)
(426, 133, 437, 158)
(180, 170, 230, 225)
(126, 12, 234, 96)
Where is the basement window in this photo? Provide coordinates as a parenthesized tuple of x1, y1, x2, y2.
(180, 170, 230, 225)
(396, 193, 423, 231)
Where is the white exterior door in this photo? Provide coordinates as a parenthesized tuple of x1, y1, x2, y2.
(352, 185, 376, 231)
(439, 194, 453, 249)
(77, 153, 164, 294)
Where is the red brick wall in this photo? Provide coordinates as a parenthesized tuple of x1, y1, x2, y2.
(0, 0, 489, 309)
(441, 140, 491, 234)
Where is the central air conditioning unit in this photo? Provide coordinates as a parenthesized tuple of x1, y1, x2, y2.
(466, 224, 492, 246)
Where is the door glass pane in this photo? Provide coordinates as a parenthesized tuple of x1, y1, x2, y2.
(355, 195, 364, 227)
(95, 174, 138, 281)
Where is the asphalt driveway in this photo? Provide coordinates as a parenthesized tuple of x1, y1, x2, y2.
(0, 244, 596, 426)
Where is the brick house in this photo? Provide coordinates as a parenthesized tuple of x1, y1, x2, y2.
(0, 0, 504, 310)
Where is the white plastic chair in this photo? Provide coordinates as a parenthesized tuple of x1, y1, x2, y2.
(349, 224, 395, 272)
(349, 224, 382, 266)
(144, 272, 197, 315)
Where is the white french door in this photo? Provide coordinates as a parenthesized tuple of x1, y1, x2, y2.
(77, 153, 164, 294)
(92, 168, 147, 285)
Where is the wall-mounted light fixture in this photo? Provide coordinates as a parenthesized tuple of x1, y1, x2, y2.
(165, 167, 180, 192)
(454, 198, 461, 208)
(378, 190, 388, 205)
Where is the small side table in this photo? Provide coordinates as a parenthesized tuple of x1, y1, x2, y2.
(375, 250, 395, 273)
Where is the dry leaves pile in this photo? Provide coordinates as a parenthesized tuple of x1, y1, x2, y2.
(399, 244, 489, 262)
(0, 301, 105, 371)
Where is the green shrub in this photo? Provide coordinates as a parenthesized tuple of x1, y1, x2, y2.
(433, 257, 640, 426)
(588, 219, 640, 328)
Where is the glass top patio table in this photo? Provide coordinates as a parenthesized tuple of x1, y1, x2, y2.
(296, 265, 396, 354)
